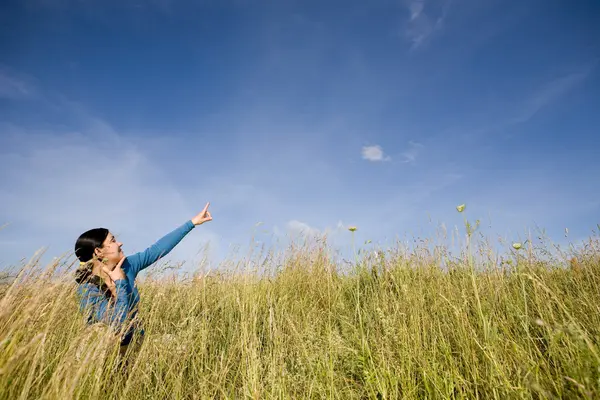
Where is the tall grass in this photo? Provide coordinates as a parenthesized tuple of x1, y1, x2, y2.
(1, 228, 600, 399)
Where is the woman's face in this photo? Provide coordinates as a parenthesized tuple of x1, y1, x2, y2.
(97, 232, 123, 268)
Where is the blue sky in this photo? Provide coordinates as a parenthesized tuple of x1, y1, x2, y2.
(1, 0, 599, 272)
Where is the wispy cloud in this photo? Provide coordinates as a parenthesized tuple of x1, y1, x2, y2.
(403, 0, 452, 49)
(510, 62, 597, 124)
(361, 145, 390, 162)
(0, 117, 221, 269)
(401, 141, 424, 164)
(409, 0, 425, 20)
(445, 61, 598, 143)
(0, 67, 37, 100)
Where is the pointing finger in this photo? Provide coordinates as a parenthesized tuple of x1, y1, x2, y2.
(202, 202, 210, 212)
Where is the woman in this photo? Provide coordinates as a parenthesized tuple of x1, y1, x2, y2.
(73, 202, 213, 352)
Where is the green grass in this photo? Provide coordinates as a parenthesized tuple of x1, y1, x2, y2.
(1, 230, 600, 399)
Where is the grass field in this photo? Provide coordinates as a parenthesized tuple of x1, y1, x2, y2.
(1, 219, 600, 399)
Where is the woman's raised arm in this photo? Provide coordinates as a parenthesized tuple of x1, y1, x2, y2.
(126, 202, 213, 277)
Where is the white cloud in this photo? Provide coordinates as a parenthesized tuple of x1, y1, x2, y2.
(271, 219, 352, 257)
(286, 220, 322, 238)
(273, 219, 347, 239)
(361, 144, 390, 162)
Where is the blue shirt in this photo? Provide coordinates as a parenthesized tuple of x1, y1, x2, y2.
(75, 220, 195, 345)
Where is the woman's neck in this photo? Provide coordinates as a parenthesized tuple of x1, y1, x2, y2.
(91, 259, 117, 274)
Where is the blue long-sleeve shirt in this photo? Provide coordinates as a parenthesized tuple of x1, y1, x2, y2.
(75, 220, 195, 344)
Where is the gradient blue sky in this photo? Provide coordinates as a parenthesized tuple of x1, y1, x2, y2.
(1, 0, 599, 272)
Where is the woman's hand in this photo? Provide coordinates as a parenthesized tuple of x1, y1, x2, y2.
(102, 256, 127, 282)
(101, 256, 126, 297)
(191, 202, 213, 226)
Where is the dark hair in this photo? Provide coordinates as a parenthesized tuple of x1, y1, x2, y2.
(75, 228, 109, 263)
(74, 228, 108, 284)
